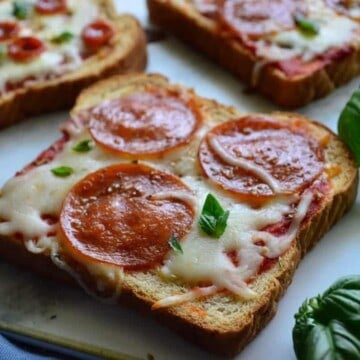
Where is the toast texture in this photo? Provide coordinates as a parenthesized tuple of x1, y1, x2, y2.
(0, 0, 147, 129)
(147, 0, 360, 108)
(0, 73, 358, 356)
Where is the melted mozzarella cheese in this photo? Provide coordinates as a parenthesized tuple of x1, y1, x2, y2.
(0, 128, 120, 242)
(0, 112, 314, 304)
(160, 176, 297, 299)
(0, 52, 63, 92)
(254, 0, 359, 64)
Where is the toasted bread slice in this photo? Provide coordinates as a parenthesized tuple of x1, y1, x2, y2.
(147, 0, 360, 108)
(0, 0, 147, 129)
(0, 73, 358, 356)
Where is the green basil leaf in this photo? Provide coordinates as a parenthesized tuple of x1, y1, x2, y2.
(304, 320, 360, 360)
(51, 166, 74, 177)
(168, 236, 183, 254)
(293, 275, 360, 360)
(0, 45, 6, 63)
(338, 88, 360, 167)
(51, 31, 74, 44)
(199, 193, 229, 238)
(72, 139, 94, 153)
(295, 14, 319, 36)
(13, 1, 30, 20)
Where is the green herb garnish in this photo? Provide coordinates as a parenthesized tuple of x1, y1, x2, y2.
(72, 139, 94, 153)
(199, 193, 229, 239)
(51, 166, 74, 177)
(338, 88, 360, 167)
(295, 14, 319, 36)
(168, 236, 183, 254)
(51, 31, 74, 44)
(13, 1, 30, 20)
(293, 275, 360, 360)
(0, 45, 6, 63)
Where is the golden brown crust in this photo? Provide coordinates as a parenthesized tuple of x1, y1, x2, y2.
(147, 0, 360, 108)
(0, 1, 147, 129)
(0, 74, 358, 356)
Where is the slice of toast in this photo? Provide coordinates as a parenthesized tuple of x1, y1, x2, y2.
(147, 0, 360, 108)
(0, 73, 358, 356)
(0, 0, 147, 129)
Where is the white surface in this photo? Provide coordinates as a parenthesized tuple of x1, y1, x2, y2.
(0, 1, 360, 359)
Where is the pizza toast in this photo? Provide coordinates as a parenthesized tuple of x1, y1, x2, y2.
(0, 73, 358, 356)
(147, 0, 360, 108)
(0, 0, 147, 129)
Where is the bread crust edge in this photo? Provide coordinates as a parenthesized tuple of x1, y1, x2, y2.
(147, 0, 360, 108)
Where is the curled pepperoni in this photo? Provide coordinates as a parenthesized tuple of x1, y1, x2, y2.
(86, 92, 201, 158)
(218, 0, 307, 39)
(0, 21, 19, 42)
(325, 0, 360, 20)
(35, 0, 67, 15)
(82, 20, 114, 49)
(8, 37, 45, 62)
(198, 115, 324, 204)
(59, 163, 195, 270)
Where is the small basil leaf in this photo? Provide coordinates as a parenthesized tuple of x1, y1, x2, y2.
(51, 31, 74, 44)
(13, 1, 30, 20)
(199, 194, 229, 238)
(72, 139, 93, 153)
(201, 192, 225, 218)
(168, 236, 183, 254)
(213, 210, 230, 238)
(293, 275, 360, 360)
(0, 45, 6, 63)
(338, 88, 360, 166)
(51, 166, 74, 177)
(199, 214, 217, 235)
(295, 14, 319, 36)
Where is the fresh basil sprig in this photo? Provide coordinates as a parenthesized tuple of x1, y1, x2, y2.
(293, 275, 360, 360)
(168, 236, 183, 254)
(51, 31, 74, 44)
(13, 1, 30, 20)
(199, 193, 229, 239)
(338, 88, 360, 167)
(295, 14, 319, 36)
(51, 166, 74, 177)
(72, 139, 93, 153)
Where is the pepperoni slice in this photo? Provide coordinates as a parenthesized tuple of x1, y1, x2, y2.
(35, 0, 67, 15)
(82, 20, 114, 49)
(59, 163, 195, 270)
(218, 0, 307, 39)
(86, 92, 201, 158)
(0, 21, 19, 42)
(198, 115, 324, 204)
(325, 0, 360, 20)
(8, 37, 45, 62)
